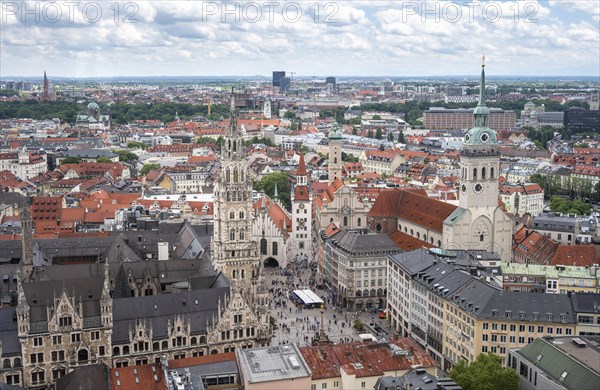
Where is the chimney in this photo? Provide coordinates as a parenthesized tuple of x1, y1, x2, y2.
(158, 242, 169, 261)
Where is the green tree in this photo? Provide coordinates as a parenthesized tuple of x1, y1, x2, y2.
(593, 182, 600, 203)
(68, 131, 79, 138)
(352, 126, 358, 136)
(342, 152, 358, 163)
(367, 129, 374, 138)
(375, 128, 383, 140)
(61, 157, 82, 164)
(398, 131, 406, 144)
(372, 115, 382, 120)
(140, 163, 161, 176)
(253, 172, 291, 207)
(353, 319, 365, 332)
(450, 353, 519, 390)
(96, 157, 113, 163)
(127, 141, 148, 150)
(196, 136, 218, 145)
(284, 110, 296, 119)
(245, 136, 274, 146)
(387, 132, 394, 142)
(114, 150, 138, 162)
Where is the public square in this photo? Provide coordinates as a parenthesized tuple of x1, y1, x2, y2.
(264, 255, 393, 347)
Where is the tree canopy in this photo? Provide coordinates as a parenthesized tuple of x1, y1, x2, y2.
(253, 172, 291, 208)
(140, 163, 161, 176)
(127, 141, 148, 150)
(549, 196, 592, 215)
(96, 157, 113, 163)
(450, 353, 519, 390)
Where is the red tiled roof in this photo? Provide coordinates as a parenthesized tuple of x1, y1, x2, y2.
(368, 189, 456, 232)
(550, 245, 600, 267)
(109, 363, 165, 390)
(512, 226, 559, 265)
(168, 352, 236, 369)
(300, 338, 437, 380)
(389, 230, 434, 251)
(253, 196, 292, 234)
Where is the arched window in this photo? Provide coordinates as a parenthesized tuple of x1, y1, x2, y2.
(13, 357, 21, 367)
(241, 169, 244, 182)
(480, 234, 484, 242)
(343, 216, 348, 226)
(430, 237, 434, 244)
(490, 167, 495, 179)
(123, 346, 130, 355)
(272, 242, 278, 256)
(376, 224, 382, 232)
(482, 167, 486, 180)
(334, 157, 337, 164)
(232, 270, 237, 279)
(357, 218, 362, 227)
(260, 239, 267, 255)
(225, 167, 230, 183)
(233, 140, 237, 152)
(3, 359, 10, 369)
(410, 229, 414, 236)
(473, 167, 477, 180)
(162, 341, 168, 350)
(78, 349, 89, 362)
(241, 269, 245, 278)
(233, 168, 239, 183)
(153, 342, 159, 351)
(200, 336, 206, 344)
(239, 209, 245, 219)
(229, 210, 235, 219)
(230, 229, 235, 241)
(356, 290, 362, 297)
(417, 232, 420, 239)
(437, 240, 441, 247)
(113, 347, 120, 356)
(239, 230, 245, 240)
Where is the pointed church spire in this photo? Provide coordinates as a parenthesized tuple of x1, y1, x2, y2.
(297, 153, 307, 176)
(478, 54, 486, 107)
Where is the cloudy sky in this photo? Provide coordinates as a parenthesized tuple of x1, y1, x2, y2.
(1, 0, 599, 77)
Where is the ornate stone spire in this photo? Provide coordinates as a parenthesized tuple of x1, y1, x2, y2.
(20, 201, 34, 278)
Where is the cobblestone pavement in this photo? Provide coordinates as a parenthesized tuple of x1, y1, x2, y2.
(264, 257, 393, 347)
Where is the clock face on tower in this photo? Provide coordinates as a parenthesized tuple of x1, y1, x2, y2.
(464, 134, 471, 142)
(299, 203, 305, 209)
(473, 182, 484, 194)
(461, 183, 467, 194)
(480, 132, 490, 143)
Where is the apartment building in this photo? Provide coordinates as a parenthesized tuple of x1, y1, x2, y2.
(423, 107, 516, 131)
(499, 183, 544, 217)
(501, 263, 600, 294)
(387, 249, 581, 371)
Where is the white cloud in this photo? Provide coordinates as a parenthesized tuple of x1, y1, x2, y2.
(0, 0, 598, 76)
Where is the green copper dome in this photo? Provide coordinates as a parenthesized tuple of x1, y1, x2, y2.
(463, 60, 498, 147)
(328, 129, 342, 139)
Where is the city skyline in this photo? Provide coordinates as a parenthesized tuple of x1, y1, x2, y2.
(1, 0, 599, 77)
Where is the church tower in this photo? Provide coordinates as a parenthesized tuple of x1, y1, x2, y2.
(291, 153, 312, 259)
(443, 58, 512, 262)
(328, 129, 343, 184)
(458, 56, 500, 210)
(211, 91, 269, 310)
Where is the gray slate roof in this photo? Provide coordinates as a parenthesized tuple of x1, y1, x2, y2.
(112, 287, 229, 343)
